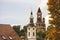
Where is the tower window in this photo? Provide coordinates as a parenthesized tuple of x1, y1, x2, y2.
(33, 32, 35, 36)
(2, 35, 7, 40)
(29, 28, 30, 30)
(33, 28, 34, 30)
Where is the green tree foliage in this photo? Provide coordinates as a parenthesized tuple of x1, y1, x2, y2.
(37, 31, 46, 40)
(13, 25, 21, 36)
(13, 25, 27, 37)
(20, 29, 25, 36)
(23, 26, 27, 33)
(19, 25, 27, 36)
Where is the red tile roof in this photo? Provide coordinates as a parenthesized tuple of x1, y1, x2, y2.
(0, 24, 20, 40)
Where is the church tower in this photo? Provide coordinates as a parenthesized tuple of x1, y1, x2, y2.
(27, 11, 36, 40)
(29, 12, 34, 26)
(36, 7, 45, 32)
(36, 7, 42, 26)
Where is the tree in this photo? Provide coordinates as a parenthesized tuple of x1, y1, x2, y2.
(13, 25, 21, 36)
(48, 0, 60, 40)
(46, 25, 56, 40)
(23, 26, 27, 33)
(37, 31, 46, 40)
(13, 25, 28, 37)
(20, 29, 25, 36)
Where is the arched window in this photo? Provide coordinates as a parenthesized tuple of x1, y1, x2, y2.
(33, 32, 35, 36)
(33, 28, 34, 30)
(29, 32, 30, 36)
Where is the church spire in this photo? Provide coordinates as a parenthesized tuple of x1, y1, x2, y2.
(30, 11, 34, 26)
(38, 7, 41, 12)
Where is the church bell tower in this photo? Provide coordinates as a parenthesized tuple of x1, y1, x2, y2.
(27, 11, 36, 40)
(36, 7, 46, 32)
(29, 12, 34, 26)
(36, 7, 42, 26)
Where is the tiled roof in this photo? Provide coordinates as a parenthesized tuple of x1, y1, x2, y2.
(0, 24, 20, 40)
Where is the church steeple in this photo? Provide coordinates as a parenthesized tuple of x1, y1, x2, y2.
(37, 7, 42, 25)
(38, 7, 41, 12)
(30, 11, 34, 26)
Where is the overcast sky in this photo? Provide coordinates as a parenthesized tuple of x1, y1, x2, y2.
(0, 0, 48, 28)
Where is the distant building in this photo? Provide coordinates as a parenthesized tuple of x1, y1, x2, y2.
(27, 7, 46, 40)
(0, 24, 20, 40)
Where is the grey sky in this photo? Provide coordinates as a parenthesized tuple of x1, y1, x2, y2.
(0, 0, 48, 28)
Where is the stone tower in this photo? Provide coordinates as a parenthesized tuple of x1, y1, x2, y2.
(27, 11, 36, 40)
(36, 7, 42, 26)
(36, 7, 45, 32)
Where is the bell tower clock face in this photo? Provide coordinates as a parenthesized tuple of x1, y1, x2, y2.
(37, 13, 41, 18)
(38, 16, 40, 17)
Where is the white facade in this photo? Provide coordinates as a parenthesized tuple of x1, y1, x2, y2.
(27, 26, 36, 40)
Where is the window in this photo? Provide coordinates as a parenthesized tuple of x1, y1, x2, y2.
(29, 32, 30, 36)
(9, 36, 13, 40)
(38, 18, 41, 22)
(29, 28, 30, 30)
(2, 35, 7, 40)
(33, 28, 34, 30)
(33, 32, 35, 36)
